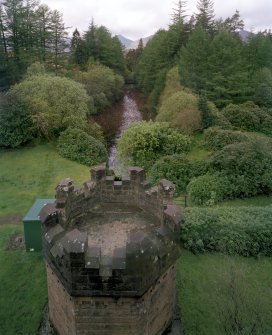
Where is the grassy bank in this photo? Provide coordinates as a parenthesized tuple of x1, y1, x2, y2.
(177, 250, 272, 335)
(0, 143, 90, 216)
(0, 225, 47, 335)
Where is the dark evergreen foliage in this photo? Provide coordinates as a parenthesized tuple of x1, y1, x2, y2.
(149, 154, 206, 195)
(0, 0, 68, 84)
(0, 91, 37, 147)
(195, 0, 215, 31)
(198, 94, 213, 128)
(71, 21, 125, 74)
(222, 101, 272, 134)
(57, 127, 107, 166)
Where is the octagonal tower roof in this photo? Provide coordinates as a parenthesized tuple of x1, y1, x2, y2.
(41, 166, 183, 297)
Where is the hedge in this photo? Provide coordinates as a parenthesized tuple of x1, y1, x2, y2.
(203, 127, 250, 151)
(181, 207, 272, 256)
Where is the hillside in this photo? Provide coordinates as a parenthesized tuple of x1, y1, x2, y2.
(117, 34, 153, 49)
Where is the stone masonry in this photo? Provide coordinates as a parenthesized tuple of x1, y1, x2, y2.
(40, 166, 183, 335)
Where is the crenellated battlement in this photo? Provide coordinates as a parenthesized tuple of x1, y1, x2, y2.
(41, 165, 183, 334)
(49, 165, 181, 231)
(40, 165, 183, 298)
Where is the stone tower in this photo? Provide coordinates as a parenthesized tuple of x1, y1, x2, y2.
(41, 166, 183, 335)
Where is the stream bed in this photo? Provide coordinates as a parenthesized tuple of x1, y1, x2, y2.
(94, 88, 152, 170)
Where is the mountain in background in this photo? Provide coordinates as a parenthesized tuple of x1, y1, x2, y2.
(118, 30, 253, 50)
(117, 35, 153, 50)
(238, 29, 254, 42)
(117, 35, 133, 49)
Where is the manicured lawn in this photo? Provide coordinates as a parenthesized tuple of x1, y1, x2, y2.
(0, 143, 90, 216)
(218, 195, 272, 207)
(177, 250, 272, 335)
(0, 225, 47, 335)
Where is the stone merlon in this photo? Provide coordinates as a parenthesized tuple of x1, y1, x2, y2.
(41, 165, 184, 297)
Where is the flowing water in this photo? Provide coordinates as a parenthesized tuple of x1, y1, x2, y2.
(94, 88, 152, 170)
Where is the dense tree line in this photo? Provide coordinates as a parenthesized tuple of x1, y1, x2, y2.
(70, 21, 125, 75)
(0, 0, 126, 169)
(119, 0, 272, 205)
(0, 0, 68, 87)
(0, 1, 125, 87)
(135, 0, 272, 110)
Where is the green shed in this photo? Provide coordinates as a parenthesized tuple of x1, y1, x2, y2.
(23, 198, 55, 252)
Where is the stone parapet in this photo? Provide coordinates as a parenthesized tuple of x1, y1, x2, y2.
(41, 166, 183, 298)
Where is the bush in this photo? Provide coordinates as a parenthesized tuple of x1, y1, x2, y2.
(222, 101, 272, 135)
(0, 91, 37, 148)
(187, 173, 232, 206)
(84, 120, 106, 145)
(149, 68, 167, 111)
(9, 74, 90, 139)
(118, 121, 191, 170)
(255, 82, 272, 108)
(149, 155, 192, 194)
(57, 127, 107, 166)
(207, 102, 232, 129)
(203, 127, 250, 150)
(156, 90, 202, 134)
(210, 140, 272, 197)
(75, 62, 124, 114)
(181, 207, 272, 256)
(159, 66, 183, 103)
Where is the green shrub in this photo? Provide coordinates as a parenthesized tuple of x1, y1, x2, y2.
(9, 74, 90, 139)
(182, 207, 272, 256)
(159, 66, 183, 103)
(57, 127, 107, 166)
(0, 91, 37, 148)
(203, 127, 250, 150)
(187, 173, 232, 206)
(222, 101, 272, 134)
(75, 62, 124, 114)
(208, 102, 232, 129)
(210, 140, 272, 197)
(255, 82, 272, 109)
(156, 90, 202, 134)
(84, 120, 106, 145)
(118, 121, 191, 170)
(149, 68, 167, 111)
(149, 155, 192, 194)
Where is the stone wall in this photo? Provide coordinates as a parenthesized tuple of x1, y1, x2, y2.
(47, 262, 177, 335)
(42, 165, 183, 335)
(52, 166, 181, 231)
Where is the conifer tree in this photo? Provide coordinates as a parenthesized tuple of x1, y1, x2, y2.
(198, 93, 213, 128)
(207, 29, 249, 106)
(224, 10, 244, 33)
(49, 9, 68, 71)
(0, 4, 8, 61)
(35, 4, 52, 62)
(171, 0, 187, 25)
(180, 26, 211, 93)
(195, 0, 215, 32)
(71, 28, 84, 66)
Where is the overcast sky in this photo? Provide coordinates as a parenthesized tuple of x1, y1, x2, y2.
(42, 0, 272, 40)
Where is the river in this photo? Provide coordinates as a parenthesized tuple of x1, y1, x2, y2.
(94, 88, 152, 170)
